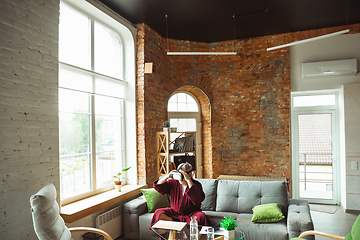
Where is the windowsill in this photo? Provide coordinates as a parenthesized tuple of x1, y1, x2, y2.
(60, 184, 148, 223)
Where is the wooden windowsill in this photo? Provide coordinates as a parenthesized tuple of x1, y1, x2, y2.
(60, 184, 148, 223)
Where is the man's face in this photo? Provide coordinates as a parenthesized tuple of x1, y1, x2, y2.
(178, 167, 192, 185)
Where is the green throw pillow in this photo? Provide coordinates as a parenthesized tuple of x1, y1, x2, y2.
(141, 188, 170, 213)
(251, 203, 285, 223)
(344, 214, 360, 240)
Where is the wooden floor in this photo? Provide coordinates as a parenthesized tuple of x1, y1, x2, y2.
(309, 204, 358, 239)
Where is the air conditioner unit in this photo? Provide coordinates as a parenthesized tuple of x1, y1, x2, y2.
(301, 59, 357, 78)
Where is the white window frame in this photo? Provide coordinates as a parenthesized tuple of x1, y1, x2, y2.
(291, 89, 340, 204)
(59, 0, 136, 205)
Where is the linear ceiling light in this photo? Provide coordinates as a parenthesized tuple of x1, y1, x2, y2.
(167, 52, 237, 56)
(266, 29, 350, 51)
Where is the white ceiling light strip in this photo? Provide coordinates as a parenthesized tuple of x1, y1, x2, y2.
(167, 52, 237, 56)
(266, 29, 349, 51)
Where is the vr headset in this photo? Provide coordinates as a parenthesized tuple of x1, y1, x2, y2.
(169, 162, 193, 181)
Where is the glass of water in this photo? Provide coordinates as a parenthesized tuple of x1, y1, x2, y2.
(207, 227, 214, 240)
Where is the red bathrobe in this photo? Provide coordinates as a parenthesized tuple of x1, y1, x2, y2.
(149, 178, 211, 228)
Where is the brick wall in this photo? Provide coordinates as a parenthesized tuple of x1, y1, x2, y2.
(137, 23, 360, 185)
(0, 0, 59, 239)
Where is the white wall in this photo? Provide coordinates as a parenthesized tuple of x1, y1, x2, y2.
(0, 0, 137, 239)
(343, 83, 360, 211)
(290, 33, 360, 92)
(290, 32, 360, 211)
(0, 0, 60, 239)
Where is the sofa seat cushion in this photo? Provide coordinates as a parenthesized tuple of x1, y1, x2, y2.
(139, 212, 158, 240)
(237, 214, 288, 240)
(203, 211, 241, 226)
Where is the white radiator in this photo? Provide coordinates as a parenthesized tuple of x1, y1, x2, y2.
(95, 206, 122, 239)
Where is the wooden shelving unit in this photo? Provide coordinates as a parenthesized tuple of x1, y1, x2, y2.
(156, 131, 196, 177)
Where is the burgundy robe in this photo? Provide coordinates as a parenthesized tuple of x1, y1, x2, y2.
(149, 178, 211, 228)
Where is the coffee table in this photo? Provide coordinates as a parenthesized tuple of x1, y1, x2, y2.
(150, 222, 245, 240)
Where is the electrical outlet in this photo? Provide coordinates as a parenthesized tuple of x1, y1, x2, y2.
(351, 161, 358, 170)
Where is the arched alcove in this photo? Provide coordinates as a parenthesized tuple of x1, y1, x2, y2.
(168, 85, 213, 179)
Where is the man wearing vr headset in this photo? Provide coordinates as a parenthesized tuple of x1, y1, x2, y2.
(149, 162, 211, 228)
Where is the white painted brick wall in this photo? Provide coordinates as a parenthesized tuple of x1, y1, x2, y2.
(0, 0, 59, 239)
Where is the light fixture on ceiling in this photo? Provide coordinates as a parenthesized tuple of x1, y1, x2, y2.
(165, 15, 237, 56)
(266, 29, 350, 51)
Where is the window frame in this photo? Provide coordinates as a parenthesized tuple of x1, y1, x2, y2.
(59, 0, 136, 205)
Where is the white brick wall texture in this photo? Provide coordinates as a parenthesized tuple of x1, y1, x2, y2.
(0, 0, 59, 239)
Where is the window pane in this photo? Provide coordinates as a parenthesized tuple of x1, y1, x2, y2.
(95, 95, 122, 188)
(59, 64, 93, 93)
(293, 94, 336, 107)
(168, 93, 198, 112)
(59, 88, 89, 113)
(94, 75, 125, 99)
(171, 118, 196, 132)
(169, 95, 177, 103)
(59, 2, 90, 69)
(95, 95, 121, 116)
(95, 116, 121, 151)
(59, 112, 90, 155)
(178, 93, 186, 102)
(178, 102, 186, 111)
(60, 154, 91, 199)
(96, 150, 121, 188)
(94, 21, 123, 79)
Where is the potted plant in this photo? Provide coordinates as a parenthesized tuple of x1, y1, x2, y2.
(113, 166, 131, 191)
(220, 216, 238, 239)
(163, 121, 170, 132)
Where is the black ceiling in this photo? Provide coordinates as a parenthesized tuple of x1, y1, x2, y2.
(100, 0, 360, 43)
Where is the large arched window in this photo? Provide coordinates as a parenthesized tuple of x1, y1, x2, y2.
(58, 1, 135, 204)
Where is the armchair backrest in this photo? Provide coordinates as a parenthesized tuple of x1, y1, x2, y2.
(30, 183, 71, 240)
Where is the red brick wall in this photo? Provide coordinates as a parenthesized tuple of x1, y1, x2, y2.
(136, 23, 360, 185)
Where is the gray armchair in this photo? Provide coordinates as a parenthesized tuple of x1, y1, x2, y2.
(30, 183, 113, 240)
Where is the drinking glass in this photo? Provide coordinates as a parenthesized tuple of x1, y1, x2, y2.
(207, 227, 214, 240)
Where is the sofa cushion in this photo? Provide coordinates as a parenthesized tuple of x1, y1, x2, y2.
(237, 214, 288, 240)
(216, 180, 288, 214)
(195, 178, 218, 211)
(251, 203, 285, 223)
(141, 188, 170, 213)
(139, 212, 158, 240)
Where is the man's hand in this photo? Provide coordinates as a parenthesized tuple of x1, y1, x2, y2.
(157, 170, 176, 184)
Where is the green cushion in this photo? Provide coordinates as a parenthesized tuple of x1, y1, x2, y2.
(344, 214, 360, 240)
(251, 203, 285, 223)
(141, 188, 170, 213)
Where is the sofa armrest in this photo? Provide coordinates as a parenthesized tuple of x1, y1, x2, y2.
(287, 199, 314, 240)
(124, 195, 148, 240)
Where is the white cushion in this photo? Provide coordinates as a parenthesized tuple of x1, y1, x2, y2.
(30, 183, 71, 240)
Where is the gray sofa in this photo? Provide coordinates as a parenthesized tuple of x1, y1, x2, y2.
(124, 178, 314, 240)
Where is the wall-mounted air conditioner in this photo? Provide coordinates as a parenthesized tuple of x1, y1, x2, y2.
(301, 59, 357, 78)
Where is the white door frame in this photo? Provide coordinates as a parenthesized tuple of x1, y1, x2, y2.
(291, 91, 340, 204)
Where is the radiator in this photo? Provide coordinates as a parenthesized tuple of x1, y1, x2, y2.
(95, 206, 122, 239)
